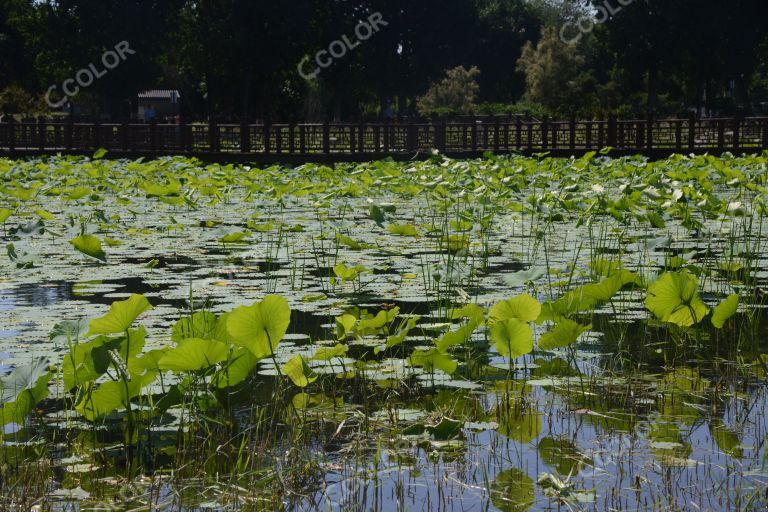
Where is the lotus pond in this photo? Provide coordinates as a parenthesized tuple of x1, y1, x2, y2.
(1, 151, 768, 511)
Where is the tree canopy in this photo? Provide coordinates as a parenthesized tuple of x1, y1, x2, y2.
(0, 0, 766, 119)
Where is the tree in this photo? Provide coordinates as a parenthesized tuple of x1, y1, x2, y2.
(516, 27, 596, 116)
(416, 66, 481, 116)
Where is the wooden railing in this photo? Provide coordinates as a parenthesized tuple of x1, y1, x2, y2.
(1, 116, 767, 161)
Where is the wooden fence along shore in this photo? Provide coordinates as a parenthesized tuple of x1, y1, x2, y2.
(1, 116, 768, 162)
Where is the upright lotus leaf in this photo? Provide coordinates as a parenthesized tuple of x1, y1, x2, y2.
(158, 338, 229, 372)
(0, 358, 50, 404)
(335, 314, 357, 340)
(448, 304, 486, 325)
(379, 316, 420, 352)
(539, 319, 591, 350)
(212, 347, 259, 389)
(227, 295, 291, 359)
(490, 319, 534, 359)
(0, 360, 52, 426)
(0, 208, 11, 224)
(582, 270, 638, 302)
(711, 294, 739, 328)
(62, 327, 147, 392)
(539, 272, 637, 323)
(171, 311, 219, 342)
(312, 344, 350, 361)
(357, 308, 399, 335)
(436, 321, 479, 353)
(408, 349, 458, 374)
(127, 349, 166, 386)
(490, 295, 542, 323)
(70, 234, 107, 262)
(282, 355, 318, 388)
(646, 272, 709, 327)
(87, 295, 153, 336)
(490, 467, 536, 512)
(76, 379, 144, 422)
(63, 336, 115, 390)
(49, 319, 89, 345)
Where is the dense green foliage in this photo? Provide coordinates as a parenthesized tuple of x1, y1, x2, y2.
(0, 0, 766, 119)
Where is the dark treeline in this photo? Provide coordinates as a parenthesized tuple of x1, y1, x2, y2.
(0, 0, 766, 121)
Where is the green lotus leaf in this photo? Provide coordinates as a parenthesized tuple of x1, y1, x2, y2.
(70, 234, 106, 262)
(539, 319, 591, 350)
(227, 295, 291, 359)
(75, 379, 144, 422)
(436, 322, 478, 353)
(212, 347, 259, 389)
(312, 344, 350, 361)
(282, 355, 318, 388)
(490, 319, 534, 359)
(490, 295, 542, 323)
(158, 338, 229, 372)
(711, 294, 739, 329)
(87, 295, 153, 336)
(408, 349, 458, 374)
(171, 311, 219, 342)
(646, 272, 709, 327)
(0, 359, 52, 426)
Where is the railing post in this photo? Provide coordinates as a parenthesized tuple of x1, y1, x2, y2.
(373, 123, 381, 153)
(275, 124, 283, 154)
(38, 117, 46, 151)
(408, 118, 417, 152)
(762, 118, 768, 150)
(688, 113, 696, 152)
(7, 115, 15, 153)
(149, 119, 157, 152)
(493, 115, 501, 152)
(596, 120, 604, 149)
(585, 121, 593, 149)
(468, 118, 476, 152)
(607, 115, 617, 147)
(323, 120, 330, 155)
(358, 120, 365, 153)
(618, 120, 625, 148)
(263, 121, 271, 154)
(240, 121, 250, 153)
(717, 119, 725, 150)
(636, 120, 644, 149)
(180, 119, 189, 152)
(121, 120, 129, 151)
(299, 124, 306, 154)
(646, 115, 653, 149)
(541, 117, 549, 150)
(208, 118, 219, 153)
(569, 118, 576, 150)
(350, 125, 356, 153)
(733, 116, 741, 152)
(289, 123, 296, 154)
(382, 119, 389, 153)
(93, 120, 101, 149)
(65, 115, 73, 150)
(675, 119, 683, 150)
(515, 116, 522, 149)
